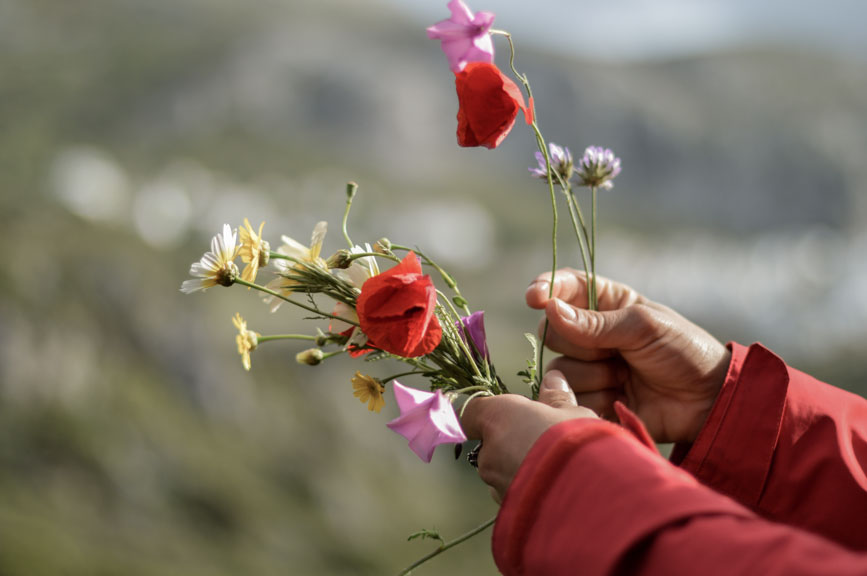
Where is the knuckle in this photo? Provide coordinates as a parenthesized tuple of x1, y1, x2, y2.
(629, 304, 667, 339)
(546, 392, 573, 409)
(575, 310, 605, 338)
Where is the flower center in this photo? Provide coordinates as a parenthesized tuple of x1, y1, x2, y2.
(216, 261, 239, 287)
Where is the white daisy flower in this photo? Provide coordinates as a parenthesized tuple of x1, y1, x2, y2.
(180, 224, 240, 293)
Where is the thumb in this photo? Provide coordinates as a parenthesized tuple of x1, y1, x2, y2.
(538, 370, 578, 409)
(547, 298, 652, 351)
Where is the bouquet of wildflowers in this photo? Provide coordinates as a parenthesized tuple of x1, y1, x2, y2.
(182, 0, 621, 572)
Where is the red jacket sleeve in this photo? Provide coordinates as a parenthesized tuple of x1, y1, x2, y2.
(671, 342, 867, 550)
(492, 419, 867, 576)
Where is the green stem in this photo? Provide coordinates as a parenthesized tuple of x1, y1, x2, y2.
(347, 251, 401, 264)
(535, 139, 558, 398)
(256, 334, 319, 343)
(343, 182, 357, 248)
(397, 516, 496, 576)
(451, 385, 491, 396)
(590, 186, 598, 311)
(319, 350, 344, 361)
(564, 192, 592, 310)
(436, 290, 484, 380)
(381, 371, 427, 384)
(233, 278, 360, 327)
(495, 32, 558, 396)
(459, 390, 496, 418)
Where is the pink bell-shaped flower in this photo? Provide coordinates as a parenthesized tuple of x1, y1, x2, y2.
(387, 381, 468, 462)
(426, 0, 495, 72)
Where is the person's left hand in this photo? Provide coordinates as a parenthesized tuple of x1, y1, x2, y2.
(460, 371, 598, 502)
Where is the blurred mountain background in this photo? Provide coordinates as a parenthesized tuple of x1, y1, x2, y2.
(1, 0, 865, 574)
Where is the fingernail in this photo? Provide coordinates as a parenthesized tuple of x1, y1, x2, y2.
(543, 370, 570, 393)
(554, 298, 576, 321)
(527, 281, 549, 297)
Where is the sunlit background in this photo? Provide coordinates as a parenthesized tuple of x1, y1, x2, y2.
(2, 0, 866, 574)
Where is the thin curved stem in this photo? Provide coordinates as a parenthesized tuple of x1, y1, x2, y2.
(346, 251, 401, 264)
(233, 278, 359, 326)
(397, 516, 496, 576)
(458, 390, 495, 419)
(343, 182, 357, 249)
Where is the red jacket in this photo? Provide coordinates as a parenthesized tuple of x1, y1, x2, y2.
(492, 342, 867, 575)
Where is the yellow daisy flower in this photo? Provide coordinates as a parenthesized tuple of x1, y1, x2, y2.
(238, 218, 270, 283)
(180, 224, 240, 293)
(232, 313, 259, 371)
(264, 221, 329, 312)
(351, 371, 385, 413)
(279, 221, 328, 270)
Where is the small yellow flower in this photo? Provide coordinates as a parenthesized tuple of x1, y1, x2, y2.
(264, 221, 329, 312)
(232, 313, 259, 371)
(238, 218, 270, 283)
(180, 224, 240, 293)
(351, 371, 385, 413)
(279, 221, 328, 270)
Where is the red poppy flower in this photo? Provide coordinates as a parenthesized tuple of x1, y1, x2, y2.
(454, 62, 534, 149)
(356, 252, 442, 357)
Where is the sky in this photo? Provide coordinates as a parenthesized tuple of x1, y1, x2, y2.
(391, 0, 867, 62)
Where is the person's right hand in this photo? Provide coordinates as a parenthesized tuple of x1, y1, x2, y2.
(526, 269, 732, 444)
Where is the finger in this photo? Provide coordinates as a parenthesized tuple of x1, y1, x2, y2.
(545, 356, 627, 393)
(459, 395, 493, 441)
(575, 389, 626, 421)
(526, 270, 645, 311)
(537, 370, 578, 409)
(525, 269, 584, 309)
(544, 298, 659, 353)
(538, 315, 616, 361)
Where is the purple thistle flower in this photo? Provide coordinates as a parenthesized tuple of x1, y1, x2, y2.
(576, 146, 622, 190)
(529, 142, 574, 182)
(386, 381, 467, 462)
(455, 310, 489, 361)
(426, 0, 495, 73)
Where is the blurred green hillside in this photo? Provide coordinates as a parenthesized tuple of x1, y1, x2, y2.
(1, 0, 866, 574)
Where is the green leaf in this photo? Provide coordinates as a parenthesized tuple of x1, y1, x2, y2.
(518, 333, 538, 387)
(407, 528, 444, 546)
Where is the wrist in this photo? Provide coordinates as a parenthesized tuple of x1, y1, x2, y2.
(686, 346, 732, 443)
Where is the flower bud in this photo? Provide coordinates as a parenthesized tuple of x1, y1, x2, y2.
(325, 249, 353, 269)
(374, 238, 392, 254)
(576, 146, 621, 190)
(346, 181, 358, 200)
(296, 348, 325, 366)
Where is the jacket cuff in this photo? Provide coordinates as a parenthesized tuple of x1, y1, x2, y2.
(671, 342, 789, 508)
(493, 418, 751, 575)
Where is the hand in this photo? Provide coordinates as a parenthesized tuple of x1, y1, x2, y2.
(526, 269, 731, 444)
(461, 370, 597, 502)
